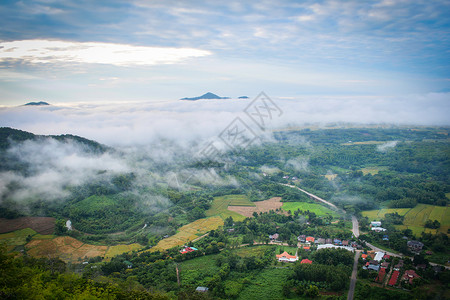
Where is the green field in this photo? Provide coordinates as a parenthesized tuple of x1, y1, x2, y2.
(0, 228, 37, 245)
(206, 194, 254, 221)
(237, 268, 292, 300)
(282, 201, 340, 218)
(363, 204, 449, 235)
(362, 208, 411, 221)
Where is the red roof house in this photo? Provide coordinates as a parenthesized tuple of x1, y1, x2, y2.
(402, 270, 420, 285)
(376, 267, 386, 283)
(306, 236, 315, 243)
(300, 258, 312, 264)
(276, 251, 298, 262)
(389, 270, 400, 286)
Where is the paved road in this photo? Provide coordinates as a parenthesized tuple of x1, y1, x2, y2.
(348, 250, 361, 300)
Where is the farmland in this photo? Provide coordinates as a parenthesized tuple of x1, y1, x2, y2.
(206, 194, 253, 221)
(151, 216, 224, 252)
(282, 201, 340, 218)
(0, 217, 55, 234)
(362, 204, 449, 235)
(227, 197, 287, 218)
(362, 208, 411, 220)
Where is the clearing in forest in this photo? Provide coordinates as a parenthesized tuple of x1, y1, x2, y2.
(227, 197, 287, 218)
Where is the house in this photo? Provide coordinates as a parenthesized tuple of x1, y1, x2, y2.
(342, 240, 349, 246)
(381, 262, 389, 269)
(388, 270, 400, 286)
(297, 235, 306, 242)
(382, 235, 389, 241)
(402, 270, 420, 285)
(276, 251, 298, 262)
(407, 240, 424, 252)
(374, 252, 385, 262)
(325, 238, 332, 244)
(306, 236, 315, 243)
(383, 254, 390, 260)
(376, 267, 386, 283)
(371, 227, 387, 232)
(369, 260, 379, 266)
(300, 258, 312, 264)
(303, 246, 310, 251)
(333, 239, 342, 245)
(316, 238, 325, 244)
(361, 254, 368, 260)
(283, 176, 289, 179)
(367, 264, 380, 272)
(227, 228, 235, 233)
(269, 233, 279, 241)
(180, 247, 198, 254)
(196, 287, 209, 293)
(426, 250, 433, 255)
(371, 221, 382, 227)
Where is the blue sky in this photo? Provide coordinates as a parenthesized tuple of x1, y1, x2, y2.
(0, 0, 449, 105)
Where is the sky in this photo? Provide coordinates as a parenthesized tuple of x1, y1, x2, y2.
(0, 0, 449, 142)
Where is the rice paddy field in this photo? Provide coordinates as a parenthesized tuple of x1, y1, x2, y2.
(362, 204, 449, 235)
(282, 201, 340, 218)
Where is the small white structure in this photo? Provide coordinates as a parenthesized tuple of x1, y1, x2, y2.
(317, 244, 354, 252)
(371, 221, 382, 227)
(374, 251, 385, 262)
(371, 227, 387, 232)
(66, 220, 72, 231)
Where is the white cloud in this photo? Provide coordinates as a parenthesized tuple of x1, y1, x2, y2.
(0, 40, 212, 66)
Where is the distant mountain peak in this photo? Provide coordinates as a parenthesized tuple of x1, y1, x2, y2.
(180, 92, 230, 101)
(24, 101, 50, 106)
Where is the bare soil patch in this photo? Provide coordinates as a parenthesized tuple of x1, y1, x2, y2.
(0, 217, 55, 234)
(228, 197, 288, 218)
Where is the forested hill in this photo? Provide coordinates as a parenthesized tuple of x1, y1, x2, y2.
(0, 127, 109, 154)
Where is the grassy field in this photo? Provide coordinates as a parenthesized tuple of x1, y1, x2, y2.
(180, 253, 221, 286)
(363, 204, 449, 235)
(282, 201, 340, 218)
(206, 194, 253, 221)
(237, 268, 292, 300)
(105, 243, 142, 258)
(151, 216, 224, 252)
(362, 208, 412, 220)
(0, 228, 37, 245)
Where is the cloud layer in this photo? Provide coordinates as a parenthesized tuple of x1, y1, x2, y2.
(0, 40, 211, 66)
(0, 93, 448, 148)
